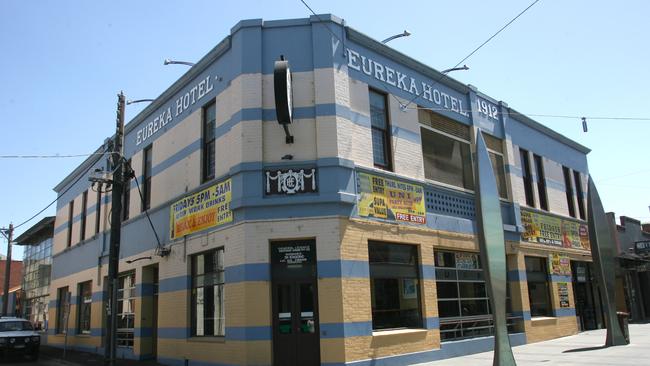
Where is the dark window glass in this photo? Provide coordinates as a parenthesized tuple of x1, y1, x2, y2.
(122, 159, 132, 221)
(563, 166, 576, 218)
(0, 321, 33, 332)
(369, 241, 422, 330)
(202, 102, 216, 182)
(534, 154, 548, 211)
(369, 90, 392, 170)
(117, 272, 135, 347)
(489, 152, 508, 199)
(95, 189, 102, 234)
(519, 148, 535, 207)
(66, 201, 74, 247)
(77, 281, 92, 334)
(573, 171, 586, 220)
(56, 286, 69, 334)
(80, 191, 87, 241)
(142, 146, 152, 211)
(192, 248, 225, 336)
(525, 256, 552, 317)
(421, 127, 474, 190)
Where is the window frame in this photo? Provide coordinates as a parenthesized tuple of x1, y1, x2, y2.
(56, 286, 69, 334)
(368, 89, 393, 171)
(524, 256, 553, 317)
(80, 191, 87, 242)
(562, 166, 576, 218)
(142, 145, 153, 212)
(66, 201, 74, 247)
(77, 281, 92, 334)
(191, 247, 225, 337)
(116, 272, 136, 348)
(419, 124, 475, 192)
(202, 101, 216, 183)
(95, 189, 102, 234)
(573, 171, 586, 220)
(519, 148, 535, 207)
(533, 154, 548, 211)
(482, 133, 508, 200)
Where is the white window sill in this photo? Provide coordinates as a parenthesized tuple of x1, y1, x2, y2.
(372, 328, 428, 337)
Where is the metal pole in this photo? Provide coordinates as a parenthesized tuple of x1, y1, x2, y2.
(104, 92, 125, 366)
(2, 223, 14, 316)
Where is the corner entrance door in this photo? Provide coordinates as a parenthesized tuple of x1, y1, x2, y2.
(572, 261, 597, 330)
(271, 240, 320, 366)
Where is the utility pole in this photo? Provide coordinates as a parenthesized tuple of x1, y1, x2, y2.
(104, 92, 125, 366)
(1, 223, 13, 316)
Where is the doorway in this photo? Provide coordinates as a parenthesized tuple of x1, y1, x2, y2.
(572, 261, 598, 330)
(271, 240, 320, 366)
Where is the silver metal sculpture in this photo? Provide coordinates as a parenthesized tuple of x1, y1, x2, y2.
(587, 175, 628, 346)
(474, 131, 517, 365)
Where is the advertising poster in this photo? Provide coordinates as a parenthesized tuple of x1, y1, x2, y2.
(522, 210, 590, 250)
(558, 282, 570, 308)
(357, 172, 426, 224)
(549, 253, 572, 276)
(170, 179, 232, 239)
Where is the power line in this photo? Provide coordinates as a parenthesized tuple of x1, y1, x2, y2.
(0, 152, 109, 159)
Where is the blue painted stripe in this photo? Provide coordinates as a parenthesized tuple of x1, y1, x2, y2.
(158, 327, 190, 339)
(318, 260, 369, 278)
(507, 270, 527, 281)
(225, 263, 270, 283)
(320, 321, 372, 338)
(134, 327, 153, 337)
(159, 275, 189, 293)
(225, 326, 271, 341)
(511, 310, 532, 321)
(422, 264, 436, 280)
(425, 316, 440, 329)
(554, 308, 576, 317)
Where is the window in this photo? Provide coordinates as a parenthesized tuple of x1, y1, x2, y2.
(573, 171, 586, 220)
(56, 286, 69, 334)
(117, 272, 135, 347)
(420, 109, 474, 190)
(95, 189, 102, 234)
(122, 159, 132, 221)
(202, 102, 216, 182)
(563, 166, 576, 218)
(191, 248, 225, 336)
(66, 201, 74, 247)
(533, 154, 548, 211)
(525, 256, 552, 317)
(482, 132, 508, 199)
(435, 251, 518, 340)
(369, 90, 392, 170)
(80, 191, 87, 241)
(368, 241, 422, 330)
(519, 148, 535, 207)
(142, 146, 152, 211)
(77, 281, 92, 334)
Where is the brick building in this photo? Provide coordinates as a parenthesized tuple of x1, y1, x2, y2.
(46, 15, 598, 366)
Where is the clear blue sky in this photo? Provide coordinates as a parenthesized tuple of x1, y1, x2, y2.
(1, 0, 649, 258)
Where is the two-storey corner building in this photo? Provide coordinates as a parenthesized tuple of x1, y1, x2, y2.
(46, 15, 599, 366)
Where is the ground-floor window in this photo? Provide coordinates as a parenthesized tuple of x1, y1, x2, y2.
(77, 281, 92, 334)
(117, 272, 135, 347)
(435, 250, 518, 341)
(191, 248, 225, 336)
(525, 256, 552, 317)
(368, 241, 422, 330)
(55, 286, 69, 334)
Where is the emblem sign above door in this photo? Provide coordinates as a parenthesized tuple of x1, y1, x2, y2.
(265, 168, 317, 195)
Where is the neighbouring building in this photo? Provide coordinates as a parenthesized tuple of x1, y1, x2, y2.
(15, 216, 55, 330)
(46, 15, 598, 366)
(0, 255, 24, 316)
(613, 215, 650, 322)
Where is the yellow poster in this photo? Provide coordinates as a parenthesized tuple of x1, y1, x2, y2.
(170, 179, 232, 239)
(562, 220, 581, 249)
(357, 172, 426, 224)
(549, 253, 572, 276)
(522, 210, 590, 250)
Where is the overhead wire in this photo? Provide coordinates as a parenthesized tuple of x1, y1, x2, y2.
(0, 152, 109, 159)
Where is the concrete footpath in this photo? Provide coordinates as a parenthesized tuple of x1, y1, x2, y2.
(415, 323, 650, 366)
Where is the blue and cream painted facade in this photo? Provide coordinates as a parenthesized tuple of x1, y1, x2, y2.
(47, 15, 593, 365)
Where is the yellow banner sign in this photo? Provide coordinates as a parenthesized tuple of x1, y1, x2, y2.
(357, 173, 426, 224)
(522, 210, 590, 250)
(170, 179, 232, 239)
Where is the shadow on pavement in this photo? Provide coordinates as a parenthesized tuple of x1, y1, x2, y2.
(563, 345, 608, 353)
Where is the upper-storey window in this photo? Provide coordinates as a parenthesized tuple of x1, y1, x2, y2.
(80, 190, 87, 242)
(95, 189, 102, 234)
(142, 146, 152, 211)
(533, 154, 548, 211)
(482, 132, 508, 199)
(419, 109, 474, 191)
(66, 201, 74, 247)
(573, 171, 586, 220)
(202, 102, 216, 183)
(563, 166, 576, 218)
(519, 148, 535, 207)
(122, 159, 132, 221)
(369, 90, 392, 171)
